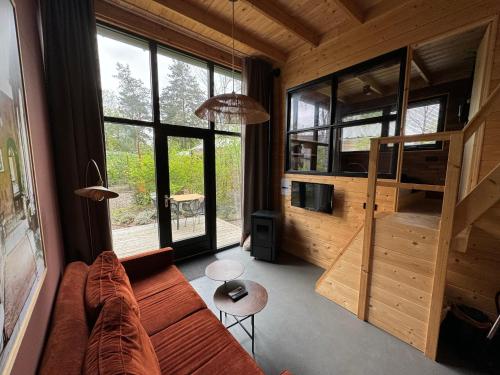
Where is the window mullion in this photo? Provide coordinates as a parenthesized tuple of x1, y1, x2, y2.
(150, 42, 160, 128)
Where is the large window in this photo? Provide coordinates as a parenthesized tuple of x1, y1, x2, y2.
(158, 48, 209, 128)
(214, 66, 243, 132)
(97, 25, 243, 255)
(286, 50, 406, 176)
(97, 28, 152, 121)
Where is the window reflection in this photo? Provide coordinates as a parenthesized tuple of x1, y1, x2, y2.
(289, 129, 329, 172)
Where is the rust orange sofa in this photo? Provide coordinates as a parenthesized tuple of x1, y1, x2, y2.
(39, 248, 288, 374)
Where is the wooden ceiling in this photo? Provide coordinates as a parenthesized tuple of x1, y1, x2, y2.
(96, 0, 412, 66)
(296, 24, 488, 107)
(411, 25, 488, 88)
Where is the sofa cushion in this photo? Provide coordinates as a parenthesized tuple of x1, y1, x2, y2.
(39, 262, 89, 375)
(138, 280, 206, 336)
(191, 339, 264, 375)
(83, 296, 161, 375)
(85, 251, 139, 321)
(130, 264, 186, 301)
(150, 309, 263, 375)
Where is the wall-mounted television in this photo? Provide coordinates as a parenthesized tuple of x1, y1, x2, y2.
(291, 181, 333, 213)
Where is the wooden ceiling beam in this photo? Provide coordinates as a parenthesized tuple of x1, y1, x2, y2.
(332, 0, 365, 25)
(412, 53, 433, 86)
(356, 75, 385, 96)
(241, 0, 320, 47)
(152, 0, 288, 63)
(95, 0, 243, 69)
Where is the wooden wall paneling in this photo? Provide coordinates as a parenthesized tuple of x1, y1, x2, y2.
(315, 223, 365, 314)
(425, 132, 464, 359)
(365, 211, 440, 351)
(282, 174, 395, 269)
(283, 0, 500, 87)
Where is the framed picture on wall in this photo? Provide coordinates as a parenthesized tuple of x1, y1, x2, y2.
(0, 0, 47, 372)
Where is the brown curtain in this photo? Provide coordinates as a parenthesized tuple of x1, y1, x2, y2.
(41, 0, 111, 264)
(241, 57, 274, 244)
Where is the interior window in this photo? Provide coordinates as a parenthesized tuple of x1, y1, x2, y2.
(289, 81, 332, 131)
(285, 50, 405, 176)
(289, 129, 330, 172)
(334, 53, 403, 176)
(287, 80, 332, 173)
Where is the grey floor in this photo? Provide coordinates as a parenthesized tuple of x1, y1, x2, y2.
(178, 247, 481, 375)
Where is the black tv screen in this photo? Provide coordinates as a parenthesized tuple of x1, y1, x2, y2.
(291, 181, 333, 213)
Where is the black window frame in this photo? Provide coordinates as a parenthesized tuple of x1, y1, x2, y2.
(97, 22, 244, 255)
(286, 75, 336, 174)
(285, 48, 407, 178)
(97, 23, 243, 137)
(403, 95, 448, 151)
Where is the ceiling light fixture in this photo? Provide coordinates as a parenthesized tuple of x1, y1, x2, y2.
(195, 0, 270, 125)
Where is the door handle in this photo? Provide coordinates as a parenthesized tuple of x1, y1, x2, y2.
(164, 195, 171, 208)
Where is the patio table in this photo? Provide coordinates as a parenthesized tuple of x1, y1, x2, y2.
(171, 193, 204, 230)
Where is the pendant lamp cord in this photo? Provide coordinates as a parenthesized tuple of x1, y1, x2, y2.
(231, 0, 235, 93)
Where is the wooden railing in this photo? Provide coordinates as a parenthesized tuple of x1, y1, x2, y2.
(358, 130, 464, 359)
(358, 83, 500, 360)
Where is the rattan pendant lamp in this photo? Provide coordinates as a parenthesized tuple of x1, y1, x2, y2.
(195, 0, 270, 125)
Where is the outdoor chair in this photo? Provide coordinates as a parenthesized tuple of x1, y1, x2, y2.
(181, 199, 202, 231)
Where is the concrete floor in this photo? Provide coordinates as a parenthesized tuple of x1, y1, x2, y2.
(178, 247, 482, 375)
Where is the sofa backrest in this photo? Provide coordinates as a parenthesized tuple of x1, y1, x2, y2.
(39, 261, 89, 375)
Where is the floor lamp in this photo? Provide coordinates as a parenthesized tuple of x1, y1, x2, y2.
(74, 159, 118, 260)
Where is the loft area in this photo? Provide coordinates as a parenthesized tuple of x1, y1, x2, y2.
(2, 0, 500, 374)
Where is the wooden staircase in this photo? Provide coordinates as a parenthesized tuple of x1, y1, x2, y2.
(315, 83, 500, 360)
(453, 163, 500, 239)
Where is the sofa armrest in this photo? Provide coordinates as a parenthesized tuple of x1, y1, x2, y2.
(120, 247, 174, 280)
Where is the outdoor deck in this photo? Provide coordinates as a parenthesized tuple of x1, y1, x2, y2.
(112, 216, 241, 258)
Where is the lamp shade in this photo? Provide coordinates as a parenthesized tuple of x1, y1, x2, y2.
(195, 92, 270, 125)
(74, 185, 119, 201)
